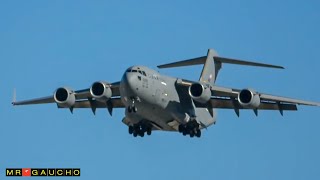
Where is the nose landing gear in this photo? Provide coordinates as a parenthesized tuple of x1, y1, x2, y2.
(128, 106, 137, 113)
(127, 97, 139, 113)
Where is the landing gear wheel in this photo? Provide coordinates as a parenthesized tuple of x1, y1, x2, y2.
(178, 125, 184, 133)
(129, 126, 134, 134)
(132, 106, 137, 113)
(133, 132, 138, 137)
(182, 130, 187, 136)
(139, 131, 145, 137)
(147, 128, 152, 136)
(190, 131, 195, 138)
(128, 106, 132, 113)
(196, 129, 201, 138)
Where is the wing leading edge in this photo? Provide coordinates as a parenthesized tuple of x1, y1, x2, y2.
(176, 79, 319, 116)
(210, 85, 320, 107)
(12, 81, 124, 115)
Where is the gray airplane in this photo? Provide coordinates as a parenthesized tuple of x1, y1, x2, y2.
(13, 49, 320, 138)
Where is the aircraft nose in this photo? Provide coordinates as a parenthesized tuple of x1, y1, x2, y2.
(122, 73, 136, 92)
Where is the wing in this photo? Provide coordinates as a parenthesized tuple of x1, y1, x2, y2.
(210, 85, 320, 106)
(176, 79, 319, 116)
(12, 81, 124, 115)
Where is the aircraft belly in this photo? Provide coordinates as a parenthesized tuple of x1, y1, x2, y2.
(124, 104, 176, 131)
(120, 73, 215, 131)
(135, 98, 176, 131)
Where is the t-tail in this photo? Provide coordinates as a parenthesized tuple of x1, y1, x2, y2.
(158, 49, 284, 85)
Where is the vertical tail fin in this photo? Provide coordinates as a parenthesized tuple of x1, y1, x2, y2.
(199, 49, 221, 85)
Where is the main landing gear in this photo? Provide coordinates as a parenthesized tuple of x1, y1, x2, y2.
(128, 124, 152, 137)
(178, 120, 201, 138)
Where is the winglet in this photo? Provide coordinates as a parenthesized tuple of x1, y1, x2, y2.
(12, 88, 16, 106)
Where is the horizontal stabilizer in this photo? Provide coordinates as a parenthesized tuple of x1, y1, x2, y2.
(158, 49, 284, 69)
(157, 56, 206, 68)
(215, 57, 284, 69)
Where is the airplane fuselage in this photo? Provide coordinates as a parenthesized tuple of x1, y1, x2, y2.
(120, 66, 216, 132)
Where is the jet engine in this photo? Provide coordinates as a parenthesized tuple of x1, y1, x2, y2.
(238, 89, 260, 108)
(54, 87, 76, 108)
(90, 81, 112, 101)
(189, 83, 211, 104)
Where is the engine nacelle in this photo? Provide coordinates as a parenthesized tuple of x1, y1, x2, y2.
(189, 83, 211, 104)
(54, 87, 76, 108)
(238, 89, 261, 108)
(90, 81, 112, 101)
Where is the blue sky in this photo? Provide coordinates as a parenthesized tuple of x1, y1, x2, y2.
(1, 0, 320, 179)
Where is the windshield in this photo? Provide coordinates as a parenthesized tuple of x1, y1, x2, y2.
(126, 68, 147, 76)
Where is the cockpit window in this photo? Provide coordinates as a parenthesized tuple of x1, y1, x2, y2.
(126, 68, 146, 76)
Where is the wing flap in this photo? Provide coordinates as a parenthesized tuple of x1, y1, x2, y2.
(57, 98, 124, 109)
(197, 98, 297, 110)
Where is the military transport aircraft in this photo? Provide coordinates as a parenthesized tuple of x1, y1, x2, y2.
(13, 49, 320, 138)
